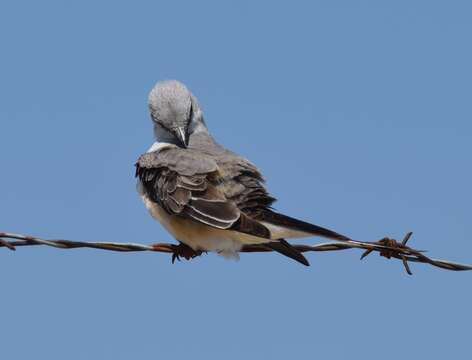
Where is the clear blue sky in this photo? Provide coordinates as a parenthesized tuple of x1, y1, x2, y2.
(1, 1, 471, 359)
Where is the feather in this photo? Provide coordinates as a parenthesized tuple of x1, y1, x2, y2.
(264, 239, 310, 266)
(258, 210, 351, 241)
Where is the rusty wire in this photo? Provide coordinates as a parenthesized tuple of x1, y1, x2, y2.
(1, 231, 471, 274)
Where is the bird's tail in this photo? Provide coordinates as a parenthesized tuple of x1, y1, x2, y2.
(264, 239, 310, 266)
(258, 210, 352, 241)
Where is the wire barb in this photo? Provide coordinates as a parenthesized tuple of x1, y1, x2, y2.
(360, 233, 419, 274)
(1, 231, 471, 274)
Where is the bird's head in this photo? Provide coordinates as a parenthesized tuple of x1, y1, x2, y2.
(148, 80, 205, 148)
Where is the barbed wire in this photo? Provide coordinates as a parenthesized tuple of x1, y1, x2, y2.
(1, 231, 471, 274)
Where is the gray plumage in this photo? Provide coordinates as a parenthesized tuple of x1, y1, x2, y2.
(136, 80, 350, 266)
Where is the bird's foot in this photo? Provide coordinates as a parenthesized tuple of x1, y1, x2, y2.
(171, 243, 204, 263)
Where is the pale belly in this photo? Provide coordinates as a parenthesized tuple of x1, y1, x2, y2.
(138, 181, 243, 258)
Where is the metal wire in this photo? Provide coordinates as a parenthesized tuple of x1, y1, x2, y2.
(1, 231, 471, 274)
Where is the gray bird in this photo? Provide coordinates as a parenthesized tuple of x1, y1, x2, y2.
(136, 80, 350, 266)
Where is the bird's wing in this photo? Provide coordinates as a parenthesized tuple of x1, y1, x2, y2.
(214, 150, 350, 242)
(135, 147, 270, 239)
(212, 150, 276, 214)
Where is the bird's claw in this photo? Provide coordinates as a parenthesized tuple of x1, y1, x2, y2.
(171, 243, 204, 264)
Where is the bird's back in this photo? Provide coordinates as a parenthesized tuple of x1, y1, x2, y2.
(188, 131, 276, 218)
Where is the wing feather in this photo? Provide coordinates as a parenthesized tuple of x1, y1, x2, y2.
(136, 148, 270, 238)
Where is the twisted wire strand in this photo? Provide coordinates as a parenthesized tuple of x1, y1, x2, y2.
(1, 231, 471, 274)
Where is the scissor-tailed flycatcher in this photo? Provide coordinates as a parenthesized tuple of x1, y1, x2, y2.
(136, 80, 351, 265)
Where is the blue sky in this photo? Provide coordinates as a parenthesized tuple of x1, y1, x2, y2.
(1, 1, 471, 359)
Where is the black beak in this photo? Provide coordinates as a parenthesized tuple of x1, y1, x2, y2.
(175, 126, 188, 148)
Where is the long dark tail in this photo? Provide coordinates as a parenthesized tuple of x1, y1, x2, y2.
(258, 210, 352, 241)
(264, 239, 310, 266)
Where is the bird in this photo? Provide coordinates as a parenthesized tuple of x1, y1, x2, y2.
(136, 80, 351, 266)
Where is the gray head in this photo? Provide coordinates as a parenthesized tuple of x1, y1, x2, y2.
(148, 80, 207, 148)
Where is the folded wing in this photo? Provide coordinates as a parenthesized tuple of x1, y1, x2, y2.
(136, 147, 270, 239)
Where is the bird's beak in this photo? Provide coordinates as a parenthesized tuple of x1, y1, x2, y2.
(175, 126, 188, 148)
